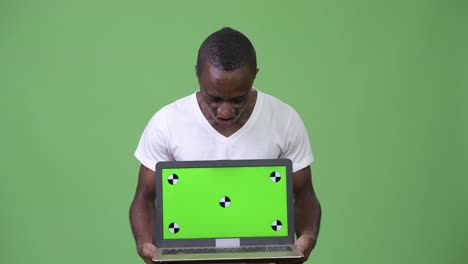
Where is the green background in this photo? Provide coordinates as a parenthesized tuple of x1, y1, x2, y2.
(161, 166, 288, 239)
(1, 0, 467, 263)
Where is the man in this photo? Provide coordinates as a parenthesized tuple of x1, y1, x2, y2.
(130, 27, 321, 264)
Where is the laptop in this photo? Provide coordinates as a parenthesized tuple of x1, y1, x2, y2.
(152, 159, 304, 263)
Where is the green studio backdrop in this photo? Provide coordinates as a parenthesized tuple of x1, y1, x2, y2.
(1, 0, 467, 263)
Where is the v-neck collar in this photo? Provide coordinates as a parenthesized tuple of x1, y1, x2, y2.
(192, 89, 263, 142)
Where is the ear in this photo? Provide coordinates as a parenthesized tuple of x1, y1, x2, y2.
(195, 65, 203, 87)
(253, 68, 259, 79)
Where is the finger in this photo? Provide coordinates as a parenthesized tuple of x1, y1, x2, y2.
(138, 243, 157, 259)
(141, 247, 154, 258)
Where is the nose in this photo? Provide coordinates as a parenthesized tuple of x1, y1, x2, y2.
(216, 102, 235, 119)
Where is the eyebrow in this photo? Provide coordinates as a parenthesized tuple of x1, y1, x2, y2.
(204, 92, 249, 102)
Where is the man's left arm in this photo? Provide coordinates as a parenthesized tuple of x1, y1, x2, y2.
(293, 165, 321, 262)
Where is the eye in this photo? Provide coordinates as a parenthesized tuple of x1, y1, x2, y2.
(231, 98, 244, 104)
(231, 94, 249, 104)
(210, 97, 222, 103)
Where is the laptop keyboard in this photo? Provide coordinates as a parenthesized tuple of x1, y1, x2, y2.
(162, 246, 292, 255)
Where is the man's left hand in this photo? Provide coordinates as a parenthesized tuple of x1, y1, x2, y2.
(295, 234, 316, 262)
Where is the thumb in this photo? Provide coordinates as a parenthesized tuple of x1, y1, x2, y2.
(294, 235, 316, 261)
(138, 243, 157, 259)
(295, 236, 307, 254)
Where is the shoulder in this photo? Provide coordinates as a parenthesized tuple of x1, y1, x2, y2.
(257, 90, 301, 121)
(150, 93, 196, 119)
(143, 93, 196, 130)
(159, 93, 196, 115)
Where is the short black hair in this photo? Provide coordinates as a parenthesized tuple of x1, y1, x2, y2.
(196, 27, 257, 75)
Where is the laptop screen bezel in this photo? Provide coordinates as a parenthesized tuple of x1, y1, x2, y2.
(154, 159, 296, 248)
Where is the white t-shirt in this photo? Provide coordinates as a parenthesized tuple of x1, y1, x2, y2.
(135, 90, 313, 172)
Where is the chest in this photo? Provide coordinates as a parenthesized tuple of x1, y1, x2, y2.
(168, 127, 284, 161)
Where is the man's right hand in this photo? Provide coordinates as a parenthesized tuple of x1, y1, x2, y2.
(130, 164, 158, 263)
(138, 243, 156, 264)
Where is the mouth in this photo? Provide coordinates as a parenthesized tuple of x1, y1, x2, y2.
(217, 118, 235, 126)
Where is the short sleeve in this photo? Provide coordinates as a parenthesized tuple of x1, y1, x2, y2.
(279, 109, 314, 172)
(134, 111, 173, 171)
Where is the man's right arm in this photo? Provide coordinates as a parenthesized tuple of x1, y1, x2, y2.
(130, 164, 157, 264)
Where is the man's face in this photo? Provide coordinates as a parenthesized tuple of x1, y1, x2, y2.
(197, 63, 257, 128)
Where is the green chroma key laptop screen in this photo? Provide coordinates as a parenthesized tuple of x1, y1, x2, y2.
(161, 166, 289, 239)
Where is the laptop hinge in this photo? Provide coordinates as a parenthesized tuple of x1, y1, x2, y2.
(215, 238, 240, 248)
